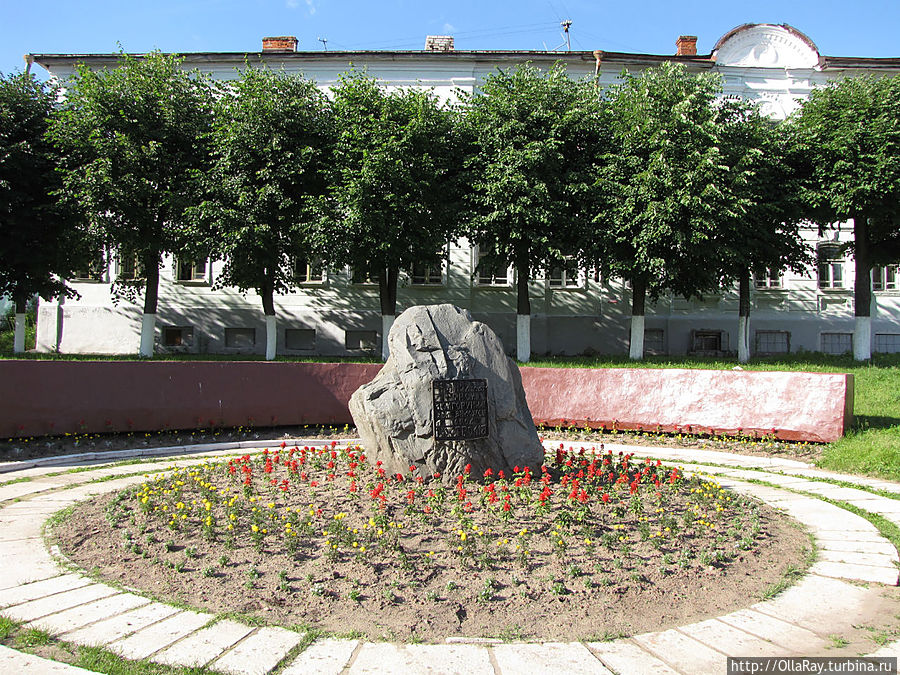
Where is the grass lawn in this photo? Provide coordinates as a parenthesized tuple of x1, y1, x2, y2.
(527, 353, 900, 482)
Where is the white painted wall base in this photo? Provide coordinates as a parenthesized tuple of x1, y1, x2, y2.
(517, 314, 531, 363)
(737, 315, 750, 363)
(265, 315, 277, 361)
(629, 315, 645, 360)
(854, 315, 872, 361)
(13, 313, 26, 353)
(381, 314, 395, 361)
(139, 314, 156, 357)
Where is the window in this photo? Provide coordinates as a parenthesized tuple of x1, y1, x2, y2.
(690, 330, 725, 354)
(821, 332, 852, 355)
(875, 334, 900, 354)
(116, 252, 143, 281)
(294, 258, 324, 284)
(872, 265, 899, 292)
(177, 257, 208, 283)
(755, 330, 790, 355)
(817, 244, 844, 289)
(644, 329, 665, 355)
(345, 330, 377, 351)
(74, 250, 105, 281)
(163, 326, 193, 348)
(475, 246, 509, 286)
(351, 268, 377, 285)
(548, 258, 583, 289)
(224, 328, 255, 348)
(753, 268, 783, 289)
(285, 328, 315, 351)
(410, 260, 444, 286)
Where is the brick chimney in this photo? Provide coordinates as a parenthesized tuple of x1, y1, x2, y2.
(424, 35, 454, 52)
(676, 35, 697, 56)
(262, 36, 298, 52)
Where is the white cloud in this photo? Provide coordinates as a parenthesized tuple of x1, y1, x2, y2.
(286, 0, 315, 12)
(443, 23, 455, 33)
(286, 0, 299, 7)
(306, 0, 317, 14)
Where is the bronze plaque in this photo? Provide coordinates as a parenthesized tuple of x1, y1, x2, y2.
(432, 379, 489, 441)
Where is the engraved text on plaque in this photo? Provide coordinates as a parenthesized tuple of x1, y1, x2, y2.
(432, 379, 489, 441)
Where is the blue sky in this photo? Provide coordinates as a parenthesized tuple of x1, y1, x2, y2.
(3, 0, 899, 77)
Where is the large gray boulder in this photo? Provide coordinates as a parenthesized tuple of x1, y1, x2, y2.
(349, 304, 544, 482)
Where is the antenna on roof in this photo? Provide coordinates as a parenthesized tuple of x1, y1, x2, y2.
(317, 36, 328, 51)
(550, 20, 573, 52)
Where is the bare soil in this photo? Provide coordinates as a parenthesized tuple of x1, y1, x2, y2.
(51, 444, 811, 643)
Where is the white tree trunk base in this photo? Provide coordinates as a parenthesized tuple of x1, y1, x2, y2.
(629, 315, 645, 360)
(265, 315, 277, 361)
(13, 313, 26, 353)
(139, 314, 156, 357)
(381, 314, 395, 361)
(854, 315, 872, 361)
(738, 315, 750, 363)
(517, 314, 531, 363)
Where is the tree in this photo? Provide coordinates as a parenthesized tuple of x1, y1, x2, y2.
(462, 64, 599, 362)
(189, 67, 333, 360)
(327, 71, 462, 360)
(792, 74, 900, 360)
(0, 72, 85, 353)
(714, 100, 811, 362)
(48, 51, 213, 356)
(593, 62, 735, 360)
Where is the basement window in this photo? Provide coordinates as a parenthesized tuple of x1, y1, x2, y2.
(690, 330, 725, 354)
(875, 334, 900, 354)
(821, 332, 852, 355)
(755, 330, 790, 355)
(163, 326, 193, 348)
(285, 328, 315, 351)
(345, 330, 377, 351)
(643, 329, 665, 355)
(225, 328, 256, 349)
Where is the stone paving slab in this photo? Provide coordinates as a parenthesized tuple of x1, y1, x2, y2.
(348, 643, 495, 674)
(0, 644, 95, 673)
(586, 640, 680, 674)
(280, 638, 360, 675)
(0, 514, 44, 541)
(817, 538, 898, 555)
(818, 549, 899, 567)
(714, 609, 827, 654)
(0, 583, 118, 623)
(808, 560, 900, 585)
(750, 575, 877, 635)
(0, 574, 88, 608)
(0, 480, 69, 503)
(27, 592, 150, 635)
(61, 601, 182, 646)
(678, 618, 798, 657)
(631, 629, 726, 674)
(107, 609, 212, 660)
(153, 619, 254, 668)
(210, 625, 304, 675)
(492, 642, 613, 675)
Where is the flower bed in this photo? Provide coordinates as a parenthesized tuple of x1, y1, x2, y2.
(53, 443, 808, 642)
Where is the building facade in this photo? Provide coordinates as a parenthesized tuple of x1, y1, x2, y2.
(30, 24, 900, 358)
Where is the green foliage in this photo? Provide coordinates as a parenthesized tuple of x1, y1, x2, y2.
(326, 70, 463, 316)
(47, 51, 214, 317)
(0, 72, 86, 310)
(592, 62, 735, 303)
(462, 63, 601, 313)
(190, 66, 333, 320)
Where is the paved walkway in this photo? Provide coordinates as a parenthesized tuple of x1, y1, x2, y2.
(0, 440, 898, 675)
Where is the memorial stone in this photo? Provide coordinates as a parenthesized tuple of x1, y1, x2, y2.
(349, 304, 544, 482)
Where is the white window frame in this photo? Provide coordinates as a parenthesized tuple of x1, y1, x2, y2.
(872, 265, 899, 292)
(176, 256, 209, 284)
(74, 248, 107, 282)
(547, 257, 585, 290)
(350, 268, 378, 286)
(294, 258, 325, 285)
(817, 244, 845, 290)
(410, 259, 446, 286)
(473, 246, 513, 288)
(116, 251, 143, 281)
(753, 268, 783, 290)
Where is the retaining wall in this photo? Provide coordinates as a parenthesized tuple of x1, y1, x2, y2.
(0, 361, 853, 443)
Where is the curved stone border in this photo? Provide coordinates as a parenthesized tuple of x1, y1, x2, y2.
(0, 441, 898, 674)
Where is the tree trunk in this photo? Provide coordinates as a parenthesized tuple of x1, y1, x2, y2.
(379, 267, 399, 361)
(853, 216, 872, 361)
(140, 257, 160, 358)
(629, 274, 647, 360)
(261, 281, 277, 361)
(738, 270, 751, 363)
(516, 254, 531, 363)
(13, 295, 26, 354)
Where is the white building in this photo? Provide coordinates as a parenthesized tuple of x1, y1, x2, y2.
(29, 24, 900, 358)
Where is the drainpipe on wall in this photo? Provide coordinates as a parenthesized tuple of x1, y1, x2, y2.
(593, 50, 603, 88)
(23, 54, 33, 75)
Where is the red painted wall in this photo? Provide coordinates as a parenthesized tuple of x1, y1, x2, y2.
(0, 361, 853, 443)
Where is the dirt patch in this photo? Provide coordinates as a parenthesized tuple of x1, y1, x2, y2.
(52, 443, 811, 643)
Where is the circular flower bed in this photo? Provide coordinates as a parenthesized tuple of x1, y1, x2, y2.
(54, 442, 808, 642)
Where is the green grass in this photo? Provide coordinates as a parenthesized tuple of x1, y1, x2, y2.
(0, 324, 35, 353)
(527, 353, 900, 482)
